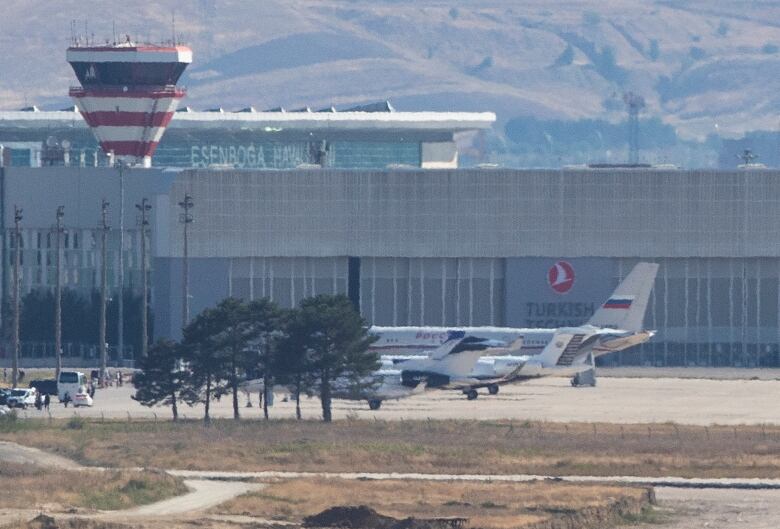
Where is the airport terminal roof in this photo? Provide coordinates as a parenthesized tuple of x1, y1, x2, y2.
(0, 101, 495, 132)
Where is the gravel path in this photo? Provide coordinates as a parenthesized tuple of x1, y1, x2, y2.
(114, 479, 264, 518)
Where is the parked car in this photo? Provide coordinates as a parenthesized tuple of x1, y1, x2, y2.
(72, 392, 93, 408)
(6, 388, 37, 409)
(29, 379, 58, 396)
(0, 388, 10, 406)
(0, 404, 11, 416)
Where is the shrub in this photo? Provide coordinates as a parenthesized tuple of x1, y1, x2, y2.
(762, 43, 778, 54)
(65, 415, 85, 430)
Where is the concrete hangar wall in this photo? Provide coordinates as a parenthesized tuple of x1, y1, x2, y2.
(157, 167, 780, 367)
(3, 166, 780, 367)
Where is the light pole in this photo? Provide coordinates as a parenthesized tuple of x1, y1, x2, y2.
(117, 161, 125, 364)
(99, 199, 109, 382)
(54, 205, 64, 380)
(135, 198, 151, 357)
(11, 206, 22, 387)
(178, 193, 193, 330)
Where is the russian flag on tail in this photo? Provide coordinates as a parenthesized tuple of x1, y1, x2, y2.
(603, 296, 634, 309)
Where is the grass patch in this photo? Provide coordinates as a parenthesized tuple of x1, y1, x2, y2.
(66, 415, 86, 430)
(620, 505, 673, 525)
(0, 463, 187, 511)
(2, 419, 780, 478)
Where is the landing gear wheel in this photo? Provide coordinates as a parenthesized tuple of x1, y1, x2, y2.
(466, 389, 479, 401)
(488, 384, 500, 395)
(368, 399, 382, 411)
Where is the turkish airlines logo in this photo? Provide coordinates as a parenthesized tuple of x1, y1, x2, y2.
(548, 261, 575, 294)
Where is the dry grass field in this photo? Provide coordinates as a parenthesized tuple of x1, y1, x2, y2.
(0, 462, 187, 511)
(215, 478, 655, 529)
(2, 417, 779, 479)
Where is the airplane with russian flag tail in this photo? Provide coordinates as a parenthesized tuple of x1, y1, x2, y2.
(370, 262, 660, 398)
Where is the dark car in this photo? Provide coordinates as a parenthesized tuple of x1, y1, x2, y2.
(29, 379, 58, 396)
(0, 388, 10, 405)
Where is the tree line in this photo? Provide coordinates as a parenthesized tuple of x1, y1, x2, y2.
(10, 288, 150, 356)
(133, 294, 379, 423)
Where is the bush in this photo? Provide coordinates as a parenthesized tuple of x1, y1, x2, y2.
(648, 39, 660, 61)
(762, 43, 778, 54)
(65, 415, 85, 430)
(690, 46, 706, 60)
(0, 409, 20, 431)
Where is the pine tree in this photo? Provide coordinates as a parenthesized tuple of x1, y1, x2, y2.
(132, 339, 190, 421)
(180, 306, 230, 426)
(276, 308, 311, 420)
(245, 298, 284, 420)
(206, 298, 252, 420)
(287, 294, 378, 422)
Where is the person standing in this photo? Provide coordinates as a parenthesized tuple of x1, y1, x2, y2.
(43, 393, 50, 411)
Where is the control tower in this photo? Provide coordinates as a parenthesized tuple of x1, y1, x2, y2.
(67, 37, 192, 167)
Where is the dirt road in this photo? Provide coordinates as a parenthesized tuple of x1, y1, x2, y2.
(0, 440, 81, 470)
(117, 479, 264, 518)
(620, 487, 780, 528)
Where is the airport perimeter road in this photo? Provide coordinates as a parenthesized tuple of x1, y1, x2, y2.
(15, 375, 780, 425)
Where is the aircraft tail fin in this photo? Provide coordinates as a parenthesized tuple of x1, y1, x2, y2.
(587, 262, 659, 332)
(534, 332, 573, 367)
(428, 330, 467, 360)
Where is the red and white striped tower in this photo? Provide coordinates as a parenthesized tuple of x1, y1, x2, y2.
(67, 39, 192, 167)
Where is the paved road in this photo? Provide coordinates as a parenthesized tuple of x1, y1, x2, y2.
(15, 375, 780, 425)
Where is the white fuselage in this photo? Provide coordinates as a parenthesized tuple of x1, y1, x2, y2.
(371, 325, 654, 380)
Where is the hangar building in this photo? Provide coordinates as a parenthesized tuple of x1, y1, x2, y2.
(1, 165, 779, 368)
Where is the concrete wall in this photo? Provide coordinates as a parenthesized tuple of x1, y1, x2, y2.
(167, 168, 780, 260)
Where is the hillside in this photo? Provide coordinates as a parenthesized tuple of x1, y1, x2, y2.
(0, 0, 778, 164)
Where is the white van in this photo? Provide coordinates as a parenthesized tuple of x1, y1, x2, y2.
(58, 371, 87, 403)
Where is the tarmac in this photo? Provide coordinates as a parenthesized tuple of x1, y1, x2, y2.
(10, 370, 780, 425)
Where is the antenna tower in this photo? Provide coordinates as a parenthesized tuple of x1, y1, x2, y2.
(623, 92, 645, 165)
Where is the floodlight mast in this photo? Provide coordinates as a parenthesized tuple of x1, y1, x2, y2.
(178, 194, 194, 330)
(11, 206, 22, 387)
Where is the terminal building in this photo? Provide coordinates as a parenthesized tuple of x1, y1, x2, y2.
(0, 103, 494, 169)
(1, 163, 779, 369)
